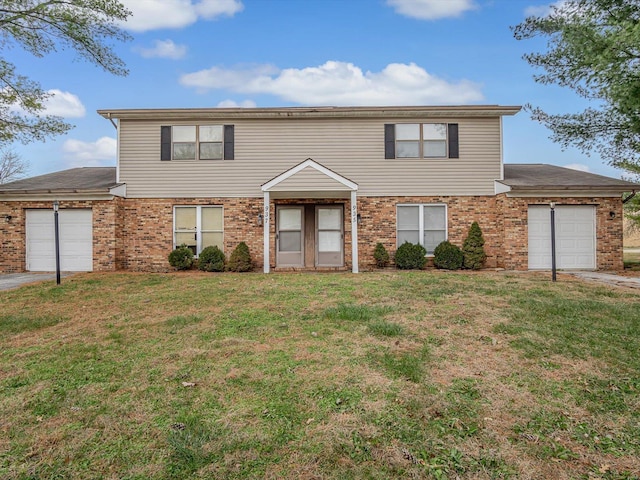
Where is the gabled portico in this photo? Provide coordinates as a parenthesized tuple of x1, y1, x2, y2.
(261, 159, 359, 273)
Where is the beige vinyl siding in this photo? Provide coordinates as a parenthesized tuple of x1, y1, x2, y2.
(118, 117, 502, 198)
(269, 166, 353, 192)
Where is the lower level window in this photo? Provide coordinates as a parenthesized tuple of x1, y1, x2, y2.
(397, 204, 447, 255)
(174, 206, 223, 255)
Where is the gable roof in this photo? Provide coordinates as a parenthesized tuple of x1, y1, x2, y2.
(0, 167, 118, 195)
(262, 158, 357, 193)
(500, 164, 638, 193)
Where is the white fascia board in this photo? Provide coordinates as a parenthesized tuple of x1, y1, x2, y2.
(506, 190, 622, 198)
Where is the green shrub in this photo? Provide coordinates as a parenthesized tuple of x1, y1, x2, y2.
(227, 242, 253, 272)
(433, 241, 463, 270)
(168, 244, 194, 270)
(373, 242, 390, 268)
(462, 221, 486, 270)
(197, 245, 225, 272)
(394, 242, 427, 270)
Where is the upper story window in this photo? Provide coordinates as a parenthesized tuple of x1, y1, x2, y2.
(161, 125, 234, 161)
(385, 123, 458, 159)
(395, 123, 447, 158)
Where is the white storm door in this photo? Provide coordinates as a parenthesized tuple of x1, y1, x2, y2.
(316, 206, 343, 267)
(277, 207, 304, 267)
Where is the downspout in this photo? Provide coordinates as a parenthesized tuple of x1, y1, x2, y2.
(106, 112, 117, 130)
(105, 113, 120, 183)
(623, 190, 636, 204)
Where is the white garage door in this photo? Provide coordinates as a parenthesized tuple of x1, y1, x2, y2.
(528, 205, 596, 270)
(26, 209, 93, 272)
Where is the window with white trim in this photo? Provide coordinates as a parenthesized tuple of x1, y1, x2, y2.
(170, 125, 223, 160)
(397, 204, 447, 255)
(174, 206, 223, 255)
(395, 123, 447, 158)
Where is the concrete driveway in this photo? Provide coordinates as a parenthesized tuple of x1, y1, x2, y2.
(0, 273, 75, 291)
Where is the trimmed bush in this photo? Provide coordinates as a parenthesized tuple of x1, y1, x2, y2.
(197, 245, 225, 272)
(168, 244, 194, 270)
(395, 242, 427, 270)
(433, 241, 463, 270)
(373, 242, 390, 268)
(227, 242, 253, 272)
(462, 221, 486, 270)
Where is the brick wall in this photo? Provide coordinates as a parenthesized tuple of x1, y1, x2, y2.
(0, 199, 118, 273)
(0, 194, 625, 273)
(500, 195, 623, 271)
(120, 198, 264, 271)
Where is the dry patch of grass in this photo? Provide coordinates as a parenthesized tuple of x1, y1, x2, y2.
(1, 271, 639, 479)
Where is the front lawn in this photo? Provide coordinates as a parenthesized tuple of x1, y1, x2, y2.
(1, 271, 639, 479)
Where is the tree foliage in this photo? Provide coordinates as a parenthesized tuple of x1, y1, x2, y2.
(462, 222, 486, 270)
(373, 242, 390, 268)
(227, 242, 253, 272)
(0, 1, 131, 144)
(394, 242, 426, 270)
(0, 149, 28, 183)
(433, 241, 463, 270)
(513, 0, 640, 174)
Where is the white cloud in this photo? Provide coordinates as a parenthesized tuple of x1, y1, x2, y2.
(387, 0, 477, 19)
(8, 89, 86, 118)
(524, 0, 569, 17)
(62, 137, 117, 167)
(216, 99, 257, 108)
(135, 39, 187, 59)
(121, 0, 243, 32)
(180, 61, 484, 105)
(564, 163, 590, 172)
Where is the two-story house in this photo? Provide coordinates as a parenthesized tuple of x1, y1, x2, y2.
(0, 105, 637, 274)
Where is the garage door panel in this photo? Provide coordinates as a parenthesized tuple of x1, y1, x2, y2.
(528, 205, 596, 270)
(26, 209, 93, 272)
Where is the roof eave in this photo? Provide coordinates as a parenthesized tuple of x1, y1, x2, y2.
(98, 105, 522, 121)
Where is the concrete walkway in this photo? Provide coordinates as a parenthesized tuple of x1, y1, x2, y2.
(0, 273, 75, 291)
(568, 271, 640, 290)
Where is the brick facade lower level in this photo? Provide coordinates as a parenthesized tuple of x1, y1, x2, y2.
(0, 194, 624, 273)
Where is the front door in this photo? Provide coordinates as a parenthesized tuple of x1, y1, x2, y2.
(316, 206, 343, 267)
(277, 206, 304, 267)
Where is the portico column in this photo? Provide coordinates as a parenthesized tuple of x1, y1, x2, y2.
(263, 191, 270, 273)
(351, 190, 359, 273)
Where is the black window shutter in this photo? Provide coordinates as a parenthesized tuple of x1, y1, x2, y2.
(384, 124, 395, 159)
(161, 126, 172, 161)
(223, 125, 234, 160)
(448, 123, 459, 159)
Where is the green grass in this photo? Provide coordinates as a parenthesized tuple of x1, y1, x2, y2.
(0, 270, 639, 479)
(624, 249, 640, 270)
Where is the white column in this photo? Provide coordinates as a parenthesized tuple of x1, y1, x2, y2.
(351, 190, 359, 273)
(263, 191, 270, 273)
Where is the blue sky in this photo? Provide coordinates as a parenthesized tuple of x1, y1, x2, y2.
(6, 0, 627, 180)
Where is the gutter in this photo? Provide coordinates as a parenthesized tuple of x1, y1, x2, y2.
(623, 190, 637, 204)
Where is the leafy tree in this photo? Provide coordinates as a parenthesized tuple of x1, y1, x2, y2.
(0, 1, 131, 144)
(512, 0, 640, 175)
(462, 222, 486, 270)
(0, 149, 28, 183)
